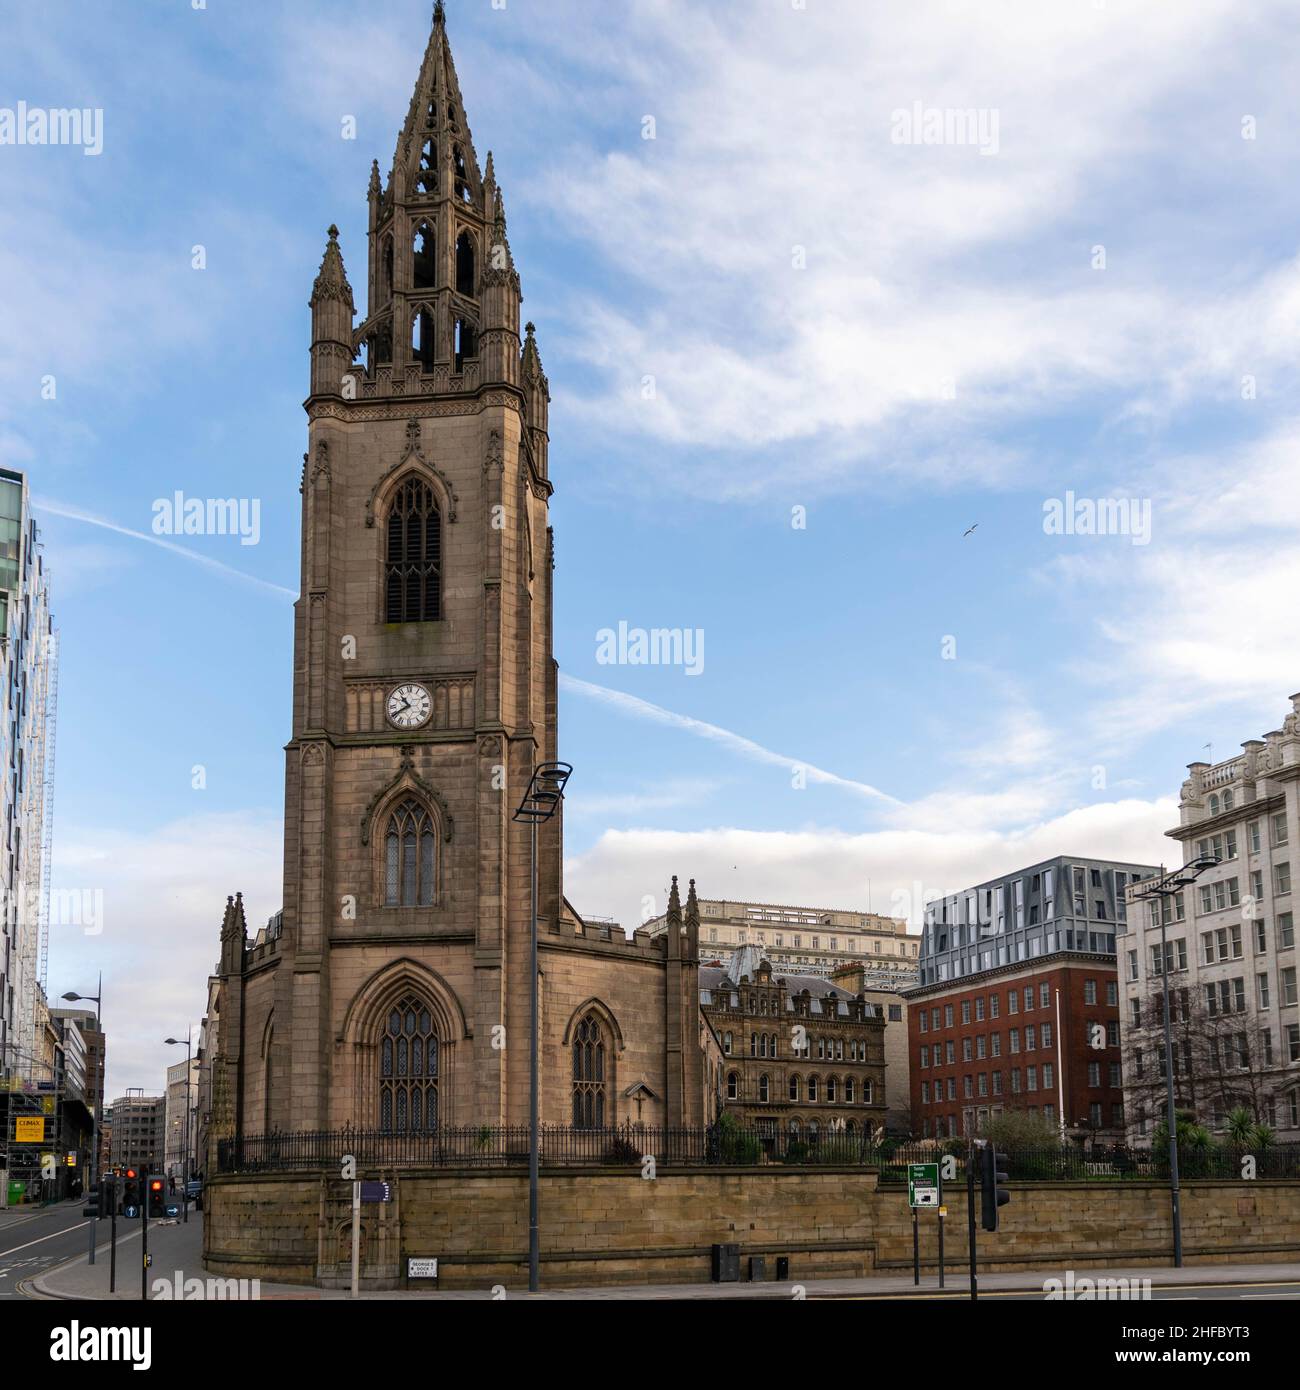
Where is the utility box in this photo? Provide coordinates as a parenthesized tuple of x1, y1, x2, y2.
(748, 1256, 767, 1282)
(710, 1243, 740, 1282)
(775, 1256, 791, 1281)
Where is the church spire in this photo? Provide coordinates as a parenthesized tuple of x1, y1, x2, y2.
(309, 225, 355, 398)
(354, 2, 514, 392)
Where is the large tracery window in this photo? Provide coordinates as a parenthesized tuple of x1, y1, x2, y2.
(572, 1013, 607, 1128)
(384, 797, 436, 907)
(379, 995, 439, 1132)
(385, 477, 442, 623)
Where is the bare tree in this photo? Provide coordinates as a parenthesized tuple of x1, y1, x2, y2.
(1124, 980, 1287, 1134)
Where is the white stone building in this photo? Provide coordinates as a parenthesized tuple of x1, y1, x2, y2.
(647, 898, 919, 983)
(1121, 693, 1300, 1143)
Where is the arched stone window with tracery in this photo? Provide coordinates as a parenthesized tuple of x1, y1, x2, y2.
(379, 995, 440, 1132)
(572, 1013, 607, 1128)
(384, 797, 436, 907)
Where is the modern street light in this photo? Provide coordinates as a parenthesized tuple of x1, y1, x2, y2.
(512, 761, 572, 1294)
(1131, 854, 1220, 1268)
(164, 1034, 194, 1223)
(62, 977, 102, 1264)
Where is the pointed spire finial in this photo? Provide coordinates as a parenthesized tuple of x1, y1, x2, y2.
(525, 321, 536, 337)
(327, 224, 339, 240)
(434, 0, 446, 23)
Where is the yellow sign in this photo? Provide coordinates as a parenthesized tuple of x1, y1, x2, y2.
(15, 1116, 45, 1143)
(42, 1096, 55, 1114)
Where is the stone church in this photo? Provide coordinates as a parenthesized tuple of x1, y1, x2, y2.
(208, 3, 718, 1152)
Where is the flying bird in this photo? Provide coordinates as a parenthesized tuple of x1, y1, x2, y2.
(963, 523, 979, 538)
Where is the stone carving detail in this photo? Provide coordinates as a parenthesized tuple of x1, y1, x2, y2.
(484, 428, 504, 475)
(359, 754, 454, 845)
(301, 743, 327, 767)
(478, 734, 502, 757)
(308, 392, 520, 425)
(364, 416, 459, 526)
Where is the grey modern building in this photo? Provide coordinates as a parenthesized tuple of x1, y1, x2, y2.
(0, 467, 56, 1084)
(918, 856, 1163, 988)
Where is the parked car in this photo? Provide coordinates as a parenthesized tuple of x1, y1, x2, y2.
(185, 1178, 203, 1211)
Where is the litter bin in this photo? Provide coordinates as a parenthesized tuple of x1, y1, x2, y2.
(775, 1256, 791, 1281)
(748, 1256, 767, 1282)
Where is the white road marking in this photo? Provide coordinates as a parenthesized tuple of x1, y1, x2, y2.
(0, 1221, 89, 1258)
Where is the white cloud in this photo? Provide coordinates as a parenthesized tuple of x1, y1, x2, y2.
(48, 812, 282, 1097)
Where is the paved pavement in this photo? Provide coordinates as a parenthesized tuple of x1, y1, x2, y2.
(27, 1220, 1300, 1301)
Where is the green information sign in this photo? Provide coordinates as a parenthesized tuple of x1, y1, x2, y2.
(907, 1162, 939, 1208)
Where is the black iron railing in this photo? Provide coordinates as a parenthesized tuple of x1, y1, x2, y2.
(214, 1126, 1300, 1178)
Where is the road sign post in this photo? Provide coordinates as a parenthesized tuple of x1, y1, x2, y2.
(907, 1162, 940, 1287)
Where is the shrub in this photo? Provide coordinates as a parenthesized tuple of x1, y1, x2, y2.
(603, 1137, 642, 1165)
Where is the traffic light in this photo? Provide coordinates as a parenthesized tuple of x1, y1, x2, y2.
(122, 1168, 139, 1213)
(147, 1175, 166, 1218)
(980, 1145, 1011, 1232)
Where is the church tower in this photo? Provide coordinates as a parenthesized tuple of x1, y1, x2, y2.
(272, 0, 560, 1132)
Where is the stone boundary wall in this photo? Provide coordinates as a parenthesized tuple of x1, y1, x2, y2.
(204, 1168, 1300, 1290)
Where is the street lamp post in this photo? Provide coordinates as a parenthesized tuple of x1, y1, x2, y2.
(512, 761, 572, 1295)
(62, 977, 102, 1265)
(1131, 855, 1219, 1268)
(164, 1034, 194, 1224)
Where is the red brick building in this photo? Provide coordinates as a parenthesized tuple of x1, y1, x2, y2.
(905, 953, 1125, 1140)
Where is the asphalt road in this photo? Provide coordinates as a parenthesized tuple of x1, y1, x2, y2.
(0, 1201, 118, 1299)
(820, 1281, 1300, 1301)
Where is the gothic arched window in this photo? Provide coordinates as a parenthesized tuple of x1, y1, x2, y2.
(456, 231, 475, 296)
(385, 477, 441, 623)
(418, 138, 437, 194)
(379, 995, 439, 1132)
(726, 1071, 739, 1101)
(384, 797, 436, 907)
(453, 316, 477, 372)
(412, 306, 436, 372)
(413, 221, 436, 290)
(453, 145, 471, 202)
(572, 1013, 607, 1128)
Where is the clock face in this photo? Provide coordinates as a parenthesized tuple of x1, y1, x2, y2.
(387, 683, 432, 730)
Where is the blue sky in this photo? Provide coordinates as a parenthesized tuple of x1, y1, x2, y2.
(3, 0, 1299, 1092)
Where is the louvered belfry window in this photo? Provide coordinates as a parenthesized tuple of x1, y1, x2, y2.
(385, 478, 441, 623)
